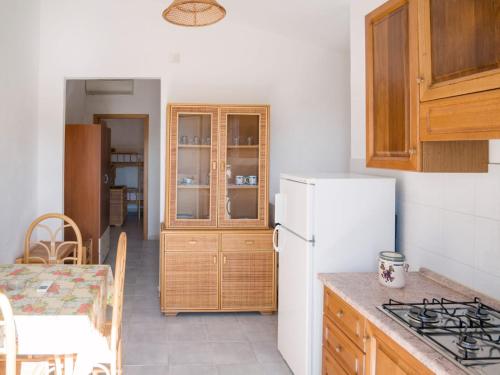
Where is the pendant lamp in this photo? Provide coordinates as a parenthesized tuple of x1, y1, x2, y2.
(163, 0, 226, 27)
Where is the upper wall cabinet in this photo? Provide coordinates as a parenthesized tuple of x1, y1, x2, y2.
(166, 104, 270, 229)
(418, 0, 500, 102)
(366, 0, 498, 172)
(366, 0, 419, 170)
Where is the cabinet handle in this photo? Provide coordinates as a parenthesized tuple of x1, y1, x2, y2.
(223, 256, 227, 264)
(355, 321, 360, 337)
(325, 327, 329, 340)
(355, 358, 359, 374)
(245, 240, 255, 245)
(221, 161, 226, 171)
(213, 255, 217, 264)
(416, 77, 424, 84)
(336, 310, 344, 319)
(409, 148, 417, 155)
(212, 161, 217, 170)
(335, 345, 342, 353)
(188, 240, 197, 245)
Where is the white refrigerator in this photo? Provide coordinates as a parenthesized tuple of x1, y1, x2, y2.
(273, 173, 395, 375)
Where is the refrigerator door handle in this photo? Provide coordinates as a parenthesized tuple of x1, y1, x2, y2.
(272, 225, 280, 252)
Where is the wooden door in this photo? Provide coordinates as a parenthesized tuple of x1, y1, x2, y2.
(220, 250, 275, 311)
(218, 106, 269, 228)
(163, 251, 219, 311)
(418, 0, 500, 101)
(166, 105, 219, 228)
(366, 0, 420, 171)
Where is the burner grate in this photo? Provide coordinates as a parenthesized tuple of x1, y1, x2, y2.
(380, 297, 500, 367)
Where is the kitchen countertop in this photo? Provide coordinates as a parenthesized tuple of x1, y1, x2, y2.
(318, 268, 500, 375)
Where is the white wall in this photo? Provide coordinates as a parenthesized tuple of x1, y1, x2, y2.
(36, 0, 351, 234)
(0, 1, 40, 262)
(350, 0, 500, 299)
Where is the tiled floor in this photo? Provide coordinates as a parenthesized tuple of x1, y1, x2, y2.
(107, 216, 292, 375)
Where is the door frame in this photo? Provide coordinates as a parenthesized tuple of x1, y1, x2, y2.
(93, 113, 149, 240)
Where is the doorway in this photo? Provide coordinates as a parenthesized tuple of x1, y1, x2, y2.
(93, 114, 149, 240)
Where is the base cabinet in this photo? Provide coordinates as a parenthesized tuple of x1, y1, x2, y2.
(160, 228, 276, 315)
(322, 288, 433, 375)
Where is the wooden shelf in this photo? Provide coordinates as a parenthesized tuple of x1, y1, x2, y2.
(179, 145, 211, 149)
(178, 185, 210, 189)
(228, 185, 258, 189)
(227, 145, 259, 149)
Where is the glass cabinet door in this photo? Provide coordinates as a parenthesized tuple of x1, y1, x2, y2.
(419, 0, 500, 101)
(218, 106, 269, 228)
(167, 105, 218, 227)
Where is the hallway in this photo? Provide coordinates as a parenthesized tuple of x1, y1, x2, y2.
(107, 216, 291, 375)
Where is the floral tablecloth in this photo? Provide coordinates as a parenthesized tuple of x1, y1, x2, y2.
(0, 264, 114, 372)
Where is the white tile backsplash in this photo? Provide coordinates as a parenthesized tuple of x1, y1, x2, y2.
(351, 159, 500, 300)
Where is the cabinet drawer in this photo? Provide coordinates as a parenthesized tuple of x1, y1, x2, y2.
(164, 234, 219, 251)
(323, 346, 348, 375)
(420, 89, 500, 141)
(324, 289, 366, 350)
(221, 233, 273, 251)
(324, 317, 364, 375)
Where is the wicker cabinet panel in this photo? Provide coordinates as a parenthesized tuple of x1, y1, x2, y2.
(221, 233, 273, 251)
(163, 251, 219, 310)
(220, 251, 275, 310)
(110, 187, 127, 226)
(164, 233, 219, 252)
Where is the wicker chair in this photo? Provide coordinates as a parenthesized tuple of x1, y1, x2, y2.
(23, 213, 83, 265)
(92, 232, 127, 375)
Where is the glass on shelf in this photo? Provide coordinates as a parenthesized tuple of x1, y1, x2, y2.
(176, 113, 212, 220)
(224, 114, 260, 220)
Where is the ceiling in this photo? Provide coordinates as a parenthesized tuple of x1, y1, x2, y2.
(222, 0, 351, 50)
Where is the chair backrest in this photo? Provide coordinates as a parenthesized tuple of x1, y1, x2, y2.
(24, 213, 83, 265)
(0, 293, 16, 375)
(110, 232, 127, 374)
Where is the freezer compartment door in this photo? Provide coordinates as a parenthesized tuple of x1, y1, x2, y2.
(278, 178, 314, 241)
(277, 227, 312, 375)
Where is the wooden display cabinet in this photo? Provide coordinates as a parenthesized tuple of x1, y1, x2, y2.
(161, 104, 275, 315)
(366, 0, 499, 172)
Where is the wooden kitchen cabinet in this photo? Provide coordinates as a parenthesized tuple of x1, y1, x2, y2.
(418, 0, 500, 102)
(366, 0, 496, 172)
(365, 322, 433, 375)
(322, 288, 433, 375)
(160, 229, 276, 315)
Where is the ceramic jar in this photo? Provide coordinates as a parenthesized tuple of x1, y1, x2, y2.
(378, 251, 409, 288)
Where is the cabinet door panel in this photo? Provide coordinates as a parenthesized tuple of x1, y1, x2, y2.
(218, 106, 269, 228)
(220, 251, 275, 310)
(164, 251, 219, 310)
(419, 0, 500, 100)
(167, 105, 219, 228)
(366, 0, 419, 170)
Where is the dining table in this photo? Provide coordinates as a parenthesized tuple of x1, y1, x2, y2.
(0, 264, 114, 375)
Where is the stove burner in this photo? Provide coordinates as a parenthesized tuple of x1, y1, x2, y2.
(466, 306, 491, 322)
(407, 307, 439, 325)
(457, 334, 480, 352)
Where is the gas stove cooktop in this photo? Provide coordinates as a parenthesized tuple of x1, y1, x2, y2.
(379, 297, 500, 375)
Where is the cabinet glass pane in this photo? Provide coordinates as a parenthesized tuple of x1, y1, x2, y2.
(176, 114, 212, 220)
(224, 114, 260, 220)
(430, 0, 500, 84)
(372, 5, 410, 156)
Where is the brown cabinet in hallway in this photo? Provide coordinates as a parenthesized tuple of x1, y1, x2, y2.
(65, 124, 111, 264)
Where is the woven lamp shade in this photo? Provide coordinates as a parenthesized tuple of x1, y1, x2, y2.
(163, 0, 226, 27)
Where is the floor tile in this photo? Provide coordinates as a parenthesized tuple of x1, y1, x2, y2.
(169, 364, 217, 375)
(211, 342, 257, 365)
(168, 342, 214, 365)
(216, 363, 266, 375)
(124, 365, 169, 375)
